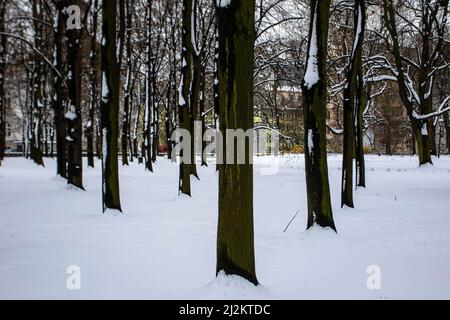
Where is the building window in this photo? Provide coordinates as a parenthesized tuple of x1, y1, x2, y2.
(7, 123, 11, 137)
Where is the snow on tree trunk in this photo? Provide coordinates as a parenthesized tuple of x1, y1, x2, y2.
(178, 0, 193, 196)
(301, 0, 336, 231)
(87, 0, 99, 169)
(101, 0, 122, 212)
(341, 0, 365, 207)
(144, 0, 153, 172)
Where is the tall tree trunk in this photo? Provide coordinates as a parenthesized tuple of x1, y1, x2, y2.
(132, 72, 141, 160)
(444, 111, 450, 154)
(301, 0, 336, 231)
(213, 28, 220, 172)
(65, 7, 84, 189)
(178, 0, 193, 196)
(383, 0, 432, 166)
(151, 66, 159, 163)
(30, 0, 44, 167)
(122, 0, 133, 166)
(144, 0, 153, 172)
(341, 0, 365, 207)
(216, 0, 258, 285)
(165, 63, 174, 161)
(190, 1, 201, 178)
(355, 83, 369, 188)
(0, 1, 6, 165)
(168, 7, 179, 162)
(87, 0, 99, 168)
(101, 0, 122, 212)
(200, 68, 208, 167)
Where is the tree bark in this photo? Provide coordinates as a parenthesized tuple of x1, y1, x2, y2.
(190, 0, 201, 178)
(87, 0, 99, 168)
(122, 0, 133, 166)
(355, 83, 369, 188)
(144, 0, 153, 172)
(65, 6, 84, 189)
(30, 0, 44, 167)
(444, 111, 450, 154)
(0, 1, 6, 165)
(383, 0, 433, 166)
(301, 0, 336, 231)
(178, 0, 193, 196)
(101, 0, 122, 212)
(341, 0, 365, 207)
(216, 0, 258, 285)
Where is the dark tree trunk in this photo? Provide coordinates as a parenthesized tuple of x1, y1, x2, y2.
(165, 64, 174, 161)
(383, 0, 433, 166)
(190, 1, 201, 178)
(216, 0, 258, 285)
(213, 28, 220, 172)
(65, 8, 84, 189)
(355, 83, 369, 188)
(144, 0, 153, 172)
(200, 69, 208, 167)
(151, 68, 159, 163)
(132, 73, 142, 160)
(30, 0, 44, 167)
(0, 1, 6, 165)
(87, 0, 99, 168)
(122, 0, 134, 166)
(168, 7, 179, 162)
(341, 0, 365, 207)
(178, 0, 193, 196)
(444, 112, 450, 154)
(301, 0, 336, 231)
(101, 0, 122, 212)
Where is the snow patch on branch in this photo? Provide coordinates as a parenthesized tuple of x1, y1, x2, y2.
(216, 0, 231, 7)
(351, 4, 363, 59)
(101, 72, 109, 103)
(303, 3, 320, 90)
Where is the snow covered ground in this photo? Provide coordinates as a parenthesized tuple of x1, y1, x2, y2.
(1, 155, 450, 299)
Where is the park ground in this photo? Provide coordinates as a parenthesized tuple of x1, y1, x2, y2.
(1, 154, 450, 299)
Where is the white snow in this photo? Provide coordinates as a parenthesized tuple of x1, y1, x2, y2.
(351, 4, 363, 59)
(101, 72, 109, 104)
(65, 109, 77, 121)
(303, 2, 320, 89)
(307, 129, 313, 156)
(217, 0, 231, 8)
(421, 123, 428, 136)
(1, 155, 450, 299)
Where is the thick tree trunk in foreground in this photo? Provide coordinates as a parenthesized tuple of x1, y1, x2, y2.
(101, 0, 122, 212)
(301, 0, 336, 231)
(216, 0, 258, 285)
